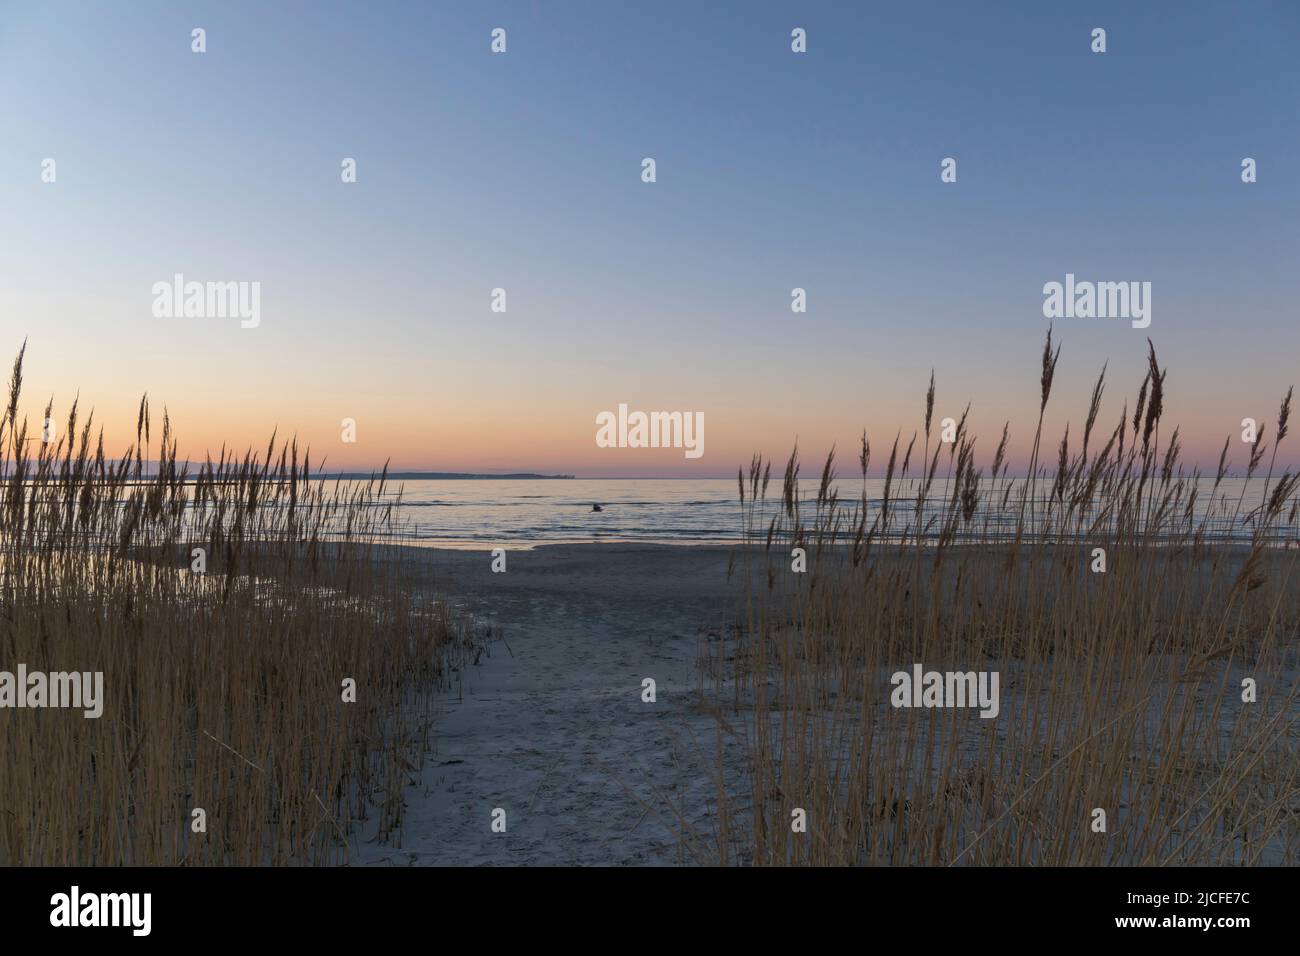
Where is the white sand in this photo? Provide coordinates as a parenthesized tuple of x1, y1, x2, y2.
(348, 543, 1297, 866)
(350, 544, 746, 866)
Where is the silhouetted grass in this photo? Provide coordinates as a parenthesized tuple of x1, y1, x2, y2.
(710, 333, 1298, 865)
(0, 344, 472, 865)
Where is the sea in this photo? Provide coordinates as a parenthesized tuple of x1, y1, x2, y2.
(366, 477, 1291, 548)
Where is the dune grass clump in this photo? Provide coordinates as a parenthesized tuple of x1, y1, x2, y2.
(710, 333, 1299, 866)
(0, 344, 470, 865)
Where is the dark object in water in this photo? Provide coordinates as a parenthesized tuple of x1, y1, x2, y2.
(591, 504, 603, 512)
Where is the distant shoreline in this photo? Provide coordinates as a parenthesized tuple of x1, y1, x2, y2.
(336, 472, 575, 480)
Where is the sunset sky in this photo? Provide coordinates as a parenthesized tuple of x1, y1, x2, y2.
(2, 1, 1297, 477)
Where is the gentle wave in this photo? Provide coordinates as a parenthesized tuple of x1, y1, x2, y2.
(363, 477, 1294, 547)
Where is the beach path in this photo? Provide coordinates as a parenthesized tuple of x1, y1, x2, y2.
(351, 544, 742, 866)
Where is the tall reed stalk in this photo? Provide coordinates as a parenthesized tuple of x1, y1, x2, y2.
(0, 346, 471, 865)
(710, 333, 1299, 865)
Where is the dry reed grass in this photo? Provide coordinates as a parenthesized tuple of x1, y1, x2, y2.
(708, 332, 1299, 865)
(0, 344, 472, 865)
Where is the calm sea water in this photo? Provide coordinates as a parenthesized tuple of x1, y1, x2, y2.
(383, 479, 741, 546)
(372, 478, 1288, 548)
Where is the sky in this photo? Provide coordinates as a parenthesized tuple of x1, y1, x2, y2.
(1, 1, 1297, 477)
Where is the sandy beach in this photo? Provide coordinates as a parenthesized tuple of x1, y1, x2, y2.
(8, 6, 1300, 939)
(346, 539, 1298, 866)
(351, 544, 745, 866)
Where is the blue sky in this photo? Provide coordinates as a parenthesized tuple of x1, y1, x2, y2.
(1, 1, 1296, 474)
